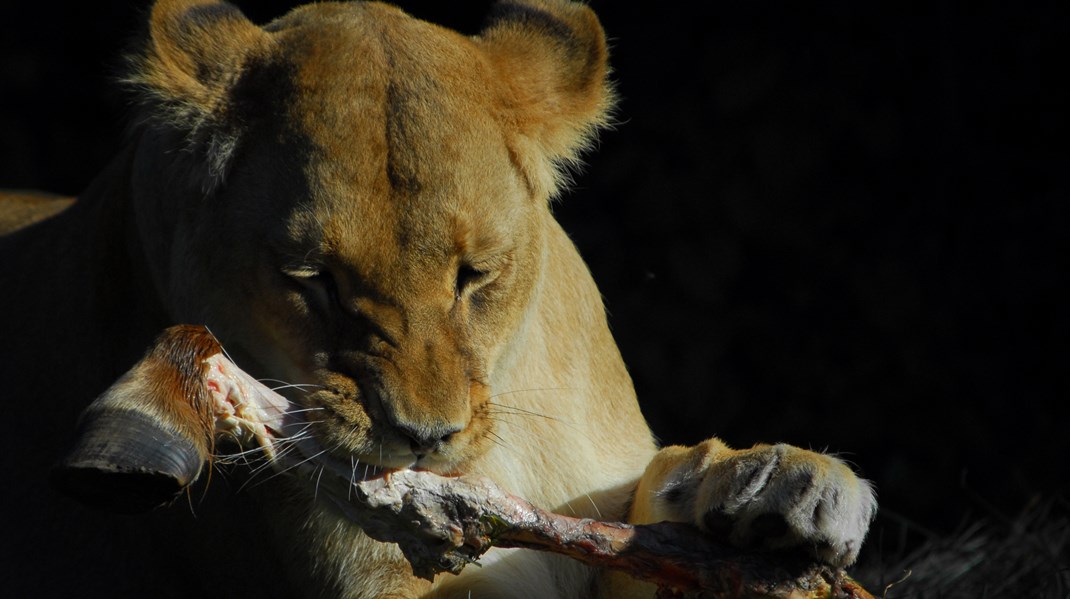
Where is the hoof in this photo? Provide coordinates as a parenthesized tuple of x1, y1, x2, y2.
(51, 408, 205, 513)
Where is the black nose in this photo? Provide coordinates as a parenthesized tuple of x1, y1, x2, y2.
(397, 422, 462, 456)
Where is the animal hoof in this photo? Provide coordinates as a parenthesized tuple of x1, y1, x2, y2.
(51, 408, 204, 513)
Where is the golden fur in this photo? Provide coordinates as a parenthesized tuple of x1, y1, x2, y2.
(0, 1, 875, 597)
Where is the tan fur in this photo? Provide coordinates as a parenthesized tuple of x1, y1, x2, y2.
(0, 2, 874, 598)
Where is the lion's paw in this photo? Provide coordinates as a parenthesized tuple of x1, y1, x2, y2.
(642, 440, 876, 567)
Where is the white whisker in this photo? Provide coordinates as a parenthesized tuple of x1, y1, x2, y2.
(269, 382, 326, 393)
(215, 444, 269, 463)
(282, 406, 327, 415)
(584, 493, 603, 519)
(205, 325, 237, 366)
(242, 431, 314, 480)
(314, 465, 325, 502)
(349, 456, 362, 500)
(243, 448, 329, 492)
(562, 500, 576, 516)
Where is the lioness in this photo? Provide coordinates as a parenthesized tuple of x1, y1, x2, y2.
(0, 1, 876, 597)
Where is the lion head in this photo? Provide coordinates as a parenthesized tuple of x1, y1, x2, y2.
(124, 0, 614, 477)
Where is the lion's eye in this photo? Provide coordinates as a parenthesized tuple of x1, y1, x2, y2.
(455, 264, 487, 301)
(285, 267, 338, 309)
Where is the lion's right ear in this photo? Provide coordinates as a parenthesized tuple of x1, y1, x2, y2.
(127, 0, 270, 189)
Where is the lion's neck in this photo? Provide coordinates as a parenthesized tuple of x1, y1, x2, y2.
(468, 219, 656, 520)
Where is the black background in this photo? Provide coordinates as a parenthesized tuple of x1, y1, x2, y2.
(2, 0, 1067, 556)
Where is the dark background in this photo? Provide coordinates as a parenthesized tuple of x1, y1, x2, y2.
(2, 0, 1067, 562)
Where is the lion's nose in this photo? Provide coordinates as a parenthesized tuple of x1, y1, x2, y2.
(396, 422, 463, 457)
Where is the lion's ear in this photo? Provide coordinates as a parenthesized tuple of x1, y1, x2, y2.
(478, 0, 616, 199)
(127, 0, 270, 190)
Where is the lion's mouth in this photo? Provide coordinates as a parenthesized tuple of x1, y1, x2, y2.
(203, 351, 411, 486)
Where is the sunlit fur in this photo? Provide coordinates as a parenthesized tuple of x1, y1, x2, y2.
(0, 1, 874, 597)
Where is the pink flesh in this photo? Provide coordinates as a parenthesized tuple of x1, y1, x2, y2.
(202, 352, 297, 460)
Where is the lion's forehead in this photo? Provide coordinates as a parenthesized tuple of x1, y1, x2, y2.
(305, 189, 528, 293)
(271, 2, 509, 163)
(253, 5, 533, 283)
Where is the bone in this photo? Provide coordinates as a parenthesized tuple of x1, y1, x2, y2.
(310, 470, 874, 599)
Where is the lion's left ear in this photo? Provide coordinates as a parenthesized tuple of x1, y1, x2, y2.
(478, 0, 616, 200)
(127, 0, 271, 191)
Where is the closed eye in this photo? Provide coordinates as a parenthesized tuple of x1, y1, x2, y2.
(281, 266, 396, 346)
(284, 266, 338, 310)
(455, 264, 487, 301)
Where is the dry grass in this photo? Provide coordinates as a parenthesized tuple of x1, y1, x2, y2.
(854, 496, 1070, 598)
